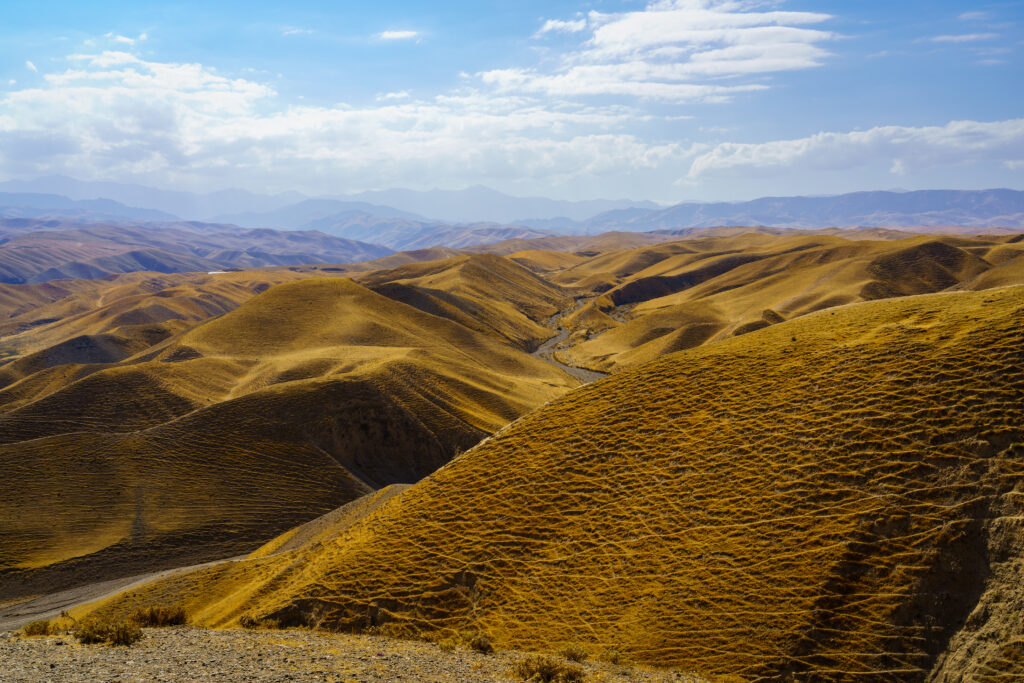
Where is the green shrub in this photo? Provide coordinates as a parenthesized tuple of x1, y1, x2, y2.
(130, 605, 187, 627)
(512, 655, 585, 682)
(21, 620, 54, 636)
(556, 644, 589, 662)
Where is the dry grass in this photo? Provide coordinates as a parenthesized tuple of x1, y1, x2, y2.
(20, 619, 54, 636)
(130, 605, 187, 627)
(0, 269, 577, 600)
(512, 655, 586, 682)
(468, 632, 496, 655)
(89, 286, 1024, 680)
(556, 644, 589, 662)
(73, 619, 143, 646)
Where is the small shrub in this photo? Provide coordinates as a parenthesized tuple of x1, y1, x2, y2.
(108, 621, 144, 646)
(556, 644, 589, 663)
(73, 620, 110, 645)
(239, 615, 283, 630)
(130, 605, 187, 627)
(73, 619, 143, 646)
(513, 655, 586, 682)
(21, 620, 54, 636)
(437, 637, 458, 652)
(600, 648, 623, 665)
(468, 632, 495, 655)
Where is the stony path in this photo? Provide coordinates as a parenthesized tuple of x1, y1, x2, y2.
(0, 627, 702, 682)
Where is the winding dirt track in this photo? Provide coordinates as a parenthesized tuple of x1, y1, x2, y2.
(533, 303, 608, 384)
(0, 556, 246, 632)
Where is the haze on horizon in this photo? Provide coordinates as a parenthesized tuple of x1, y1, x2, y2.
(1, 0, 1022, 203)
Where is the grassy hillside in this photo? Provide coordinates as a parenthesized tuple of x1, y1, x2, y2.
(548, 233, 1024, 371)
(0, 273, 578, 600)
(87, 285, 1024, 680)
(356, 253, 571, 350)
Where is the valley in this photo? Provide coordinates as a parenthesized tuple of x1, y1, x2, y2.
(0, 223, 1022, 681)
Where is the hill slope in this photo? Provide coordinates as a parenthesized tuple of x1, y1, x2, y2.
(90, 285, 1024, 680)
(0, 275, 578, 600)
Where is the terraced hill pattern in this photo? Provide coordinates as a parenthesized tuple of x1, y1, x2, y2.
(0, 229, 1023, 681)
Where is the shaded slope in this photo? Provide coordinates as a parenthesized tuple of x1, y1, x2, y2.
(0, 276, 578, 600)
(91, 286, 1024, 681)
(557, 234, 1023, 371)
(355, 254, 570, 350)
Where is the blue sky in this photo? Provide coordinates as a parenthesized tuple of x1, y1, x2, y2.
(1, 0, 1022, 201)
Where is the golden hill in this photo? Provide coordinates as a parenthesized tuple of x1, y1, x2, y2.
(547, 233, 1024, 371)
(85, 285, 1024, 680)
(0, 271, 579, 601)
(355, 253, 570, 350)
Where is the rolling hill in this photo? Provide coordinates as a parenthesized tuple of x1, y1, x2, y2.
(0, 264, 580, 601)
(82, 284, 1024, 680)
(543, 232, 1024, 372)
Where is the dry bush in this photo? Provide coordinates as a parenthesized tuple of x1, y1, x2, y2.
(468, 632, 495, 654)
(73, 620, 109, 645)
(73, 619, 143, 646)
(21, 620, 54, 636)
(437, 637, 458, 652)
(556, 644, 589, 662)
(108, 621, 144, 646)
(600, 648, 623, 665)
(239, 615, 281, 630)
(130, 605, 187, 627)
(513, 655, 586, 682)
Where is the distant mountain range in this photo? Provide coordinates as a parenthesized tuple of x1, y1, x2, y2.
(0, 192, 179, 223)
(0, 219, 392, 284)
(0, 180, 1021, 254)
(0, 176, 657, 224)
(575, 189, 1024, 233)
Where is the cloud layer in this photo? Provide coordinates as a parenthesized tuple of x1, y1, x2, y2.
(496, 0, 834, 101)
(0, 1, 1020, 199)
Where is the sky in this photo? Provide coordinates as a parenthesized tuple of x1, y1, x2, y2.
(1, 0, 1022, 202)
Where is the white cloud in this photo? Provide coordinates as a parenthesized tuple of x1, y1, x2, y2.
(25, 61, 37, 72)
(105, 32, 137, 45)
(376, 30, 419, 41)
(0, 52, 686, 194)
(377, 91, 411, 101)
(537, 18, 587, 35)
(283, 27, 314, 36)
(482, 0, 834, 102)
(958, 11, 990, 21)
(685, 119, 1024, 180)
(931, 33, 998, 43)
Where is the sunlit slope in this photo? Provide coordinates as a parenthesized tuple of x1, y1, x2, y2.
(355, 254, 570, 349)
(0, 277, 578, 600)
(558, 234, 1024, 371)
(97, 286, 1024, 680)
(0, 269, 313, 363)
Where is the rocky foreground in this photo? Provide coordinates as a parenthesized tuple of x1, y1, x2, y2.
(0, 627, 702, 682)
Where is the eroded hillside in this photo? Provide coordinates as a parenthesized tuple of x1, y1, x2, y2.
(84, 285, 1024, 680)
(0, 257, 580, 601)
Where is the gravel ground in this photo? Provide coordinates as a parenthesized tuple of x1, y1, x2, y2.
(0, 627, 703, 682)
